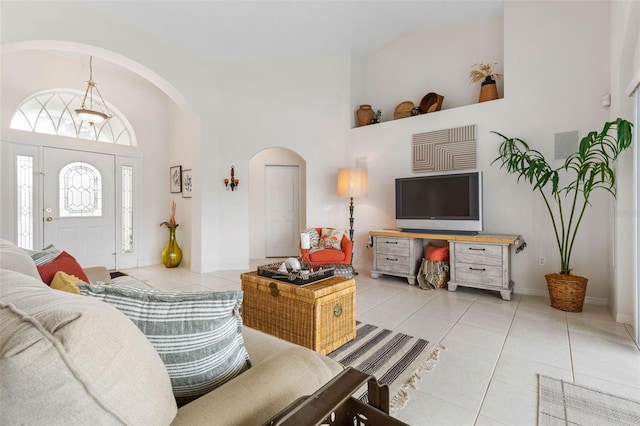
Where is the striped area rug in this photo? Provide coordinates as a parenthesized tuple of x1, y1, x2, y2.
(538, 375, 640, 425)
(327, 321, 445, 413)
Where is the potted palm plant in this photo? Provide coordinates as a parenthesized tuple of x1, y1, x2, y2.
(492, 118, 633, 312)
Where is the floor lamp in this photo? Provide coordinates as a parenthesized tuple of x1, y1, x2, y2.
(337, 167, 368, 275)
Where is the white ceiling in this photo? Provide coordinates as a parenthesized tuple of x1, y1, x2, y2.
(86, 0, 504, 62)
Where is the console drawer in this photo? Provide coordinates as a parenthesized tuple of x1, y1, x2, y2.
(454, 263, 504, 287)
(376, 258, 416, 276)
(371, 236, 424, 284)
(376, 254, 412, 274)
(375, 238, 410, 256)
(454, 243, 502, 266)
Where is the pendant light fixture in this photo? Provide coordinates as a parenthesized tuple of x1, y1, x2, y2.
(75, 56, 112, 125)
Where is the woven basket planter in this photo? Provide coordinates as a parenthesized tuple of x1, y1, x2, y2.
(545, 273, 588, 312)
(479, 81, 498, 102)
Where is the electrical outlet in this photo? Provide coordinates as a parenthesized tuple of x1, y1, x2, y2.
(538, 256, 546, 266)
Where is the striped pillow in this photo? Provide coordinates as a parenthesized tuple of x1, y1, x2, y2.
(25, 244, 61, 266)
(77, 284, 251, 405)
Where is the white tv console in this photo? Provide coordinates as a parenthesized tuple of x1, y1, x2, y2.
(369, 230, 525, 301)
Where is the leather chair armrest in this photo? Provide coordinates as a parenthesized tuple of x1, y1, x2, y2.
(82, 266, 111, 284)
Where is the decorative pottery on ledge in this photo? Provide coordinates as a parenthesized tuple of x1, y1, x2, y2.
(356, 104, 374, 127)
(478, 76, 499, 103)
(469, 62, 502, 103)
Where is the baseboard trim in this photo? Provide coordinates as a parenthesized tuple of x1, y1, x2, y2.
(513, 288, 549, 298)
(201, 263, 250, 273)
(514, 288, 608, 306)
(615, 313, 634, 325)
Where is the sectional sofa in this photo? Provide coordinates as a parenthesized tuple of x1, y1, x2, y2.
(0, 238, 343, 425)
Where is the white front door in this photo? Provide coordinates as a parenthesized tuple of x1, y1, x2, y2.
(265, 165, 299, 257)
(43, 147, 116, 269)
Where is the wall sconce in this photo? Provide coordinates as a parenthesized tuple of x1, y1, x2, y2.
(224, 166, 239, 191)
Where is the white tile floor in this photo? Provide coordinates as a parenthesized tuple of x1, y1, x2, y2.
(121, 262, 640, 426)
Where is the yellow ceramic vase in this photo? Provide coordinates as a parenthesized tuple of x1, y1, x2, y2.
(162, 226, 182, 268)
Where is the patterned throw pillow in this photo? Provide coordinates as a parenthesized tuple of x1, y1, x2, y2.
(77, 284, 251, 405)
(320, 228, 345, 250)
(302, 228, 321, 248)
(25, 244, 61, 266)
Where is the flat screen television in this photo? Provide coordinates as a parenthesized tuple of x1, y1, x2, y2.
(395, 171, 482, 234)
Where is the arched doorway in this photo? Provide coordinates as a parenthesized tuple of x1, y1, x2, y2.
(248, 148, 306, 259)
(1, 42, 200, 268)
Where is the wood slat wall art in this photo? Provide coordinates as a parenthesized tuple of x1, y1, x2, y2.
(412, 124, 477, 172)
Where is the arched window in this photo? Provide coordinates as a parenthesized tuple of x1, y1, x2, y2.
(59, 162, 102, 217)
(10, 89, 136, 146)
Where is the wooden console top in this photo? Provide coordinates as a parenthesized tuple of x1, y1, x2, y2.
(369, 229, 521, 245)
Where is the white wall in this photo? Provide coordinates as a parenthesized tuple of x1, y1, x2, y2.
(347, 1, 621, 306)
(0, 50, 178, 267)
(359, 16, 504, 124)
(609, 0, 640, 324)
(1, 1, 636, 321)
(249, 148, 307, 259)
(0, 1, 213, 271)
(0, 2, 351, 274)
(214, 54, 350, 269)
(167, 100, 197, 268)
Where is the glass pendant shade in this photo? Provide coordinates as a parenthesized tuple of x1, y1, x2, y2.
(75, 109, 109, 124)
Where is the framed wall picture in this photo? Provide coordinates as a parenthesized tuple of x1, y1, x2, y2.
(182, 169, 192, 198)
(170, 165, 182, 193)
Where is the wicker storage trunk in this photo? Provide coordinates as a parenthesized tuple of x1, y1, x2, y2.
(240, 271, 356, 355)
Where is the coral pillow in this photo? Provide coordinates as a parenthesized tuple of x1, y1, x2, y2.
(320, 228, 344, 250)
(37, 251, 89, 285)
(425, 243, 450, 262)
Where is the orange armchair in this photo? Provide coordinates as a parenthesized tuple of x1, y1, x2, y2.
(301, 227, 352, 265)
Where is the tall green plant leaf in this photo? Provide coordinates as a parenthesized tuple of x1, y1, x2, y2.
(491, 118, 633, 275)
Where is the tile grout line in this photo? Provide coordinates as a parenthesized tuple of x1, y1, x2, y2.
(566, 312, 577, 383)
(472, 295, 522, 426)
(131, 266, 635, 424)
(422, 291, 510, 425)
(623, 324, 640, 351)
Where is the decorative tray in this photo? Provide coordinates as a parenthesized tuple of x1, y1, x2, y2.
(257, 261, 335, 286)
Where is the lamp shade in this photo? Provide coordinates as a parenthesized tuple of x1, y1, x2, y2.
(337, 168, 368, 198)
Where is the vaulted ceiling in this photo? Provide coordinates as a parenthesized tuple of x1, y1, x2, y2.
(87, 1, 504, 62)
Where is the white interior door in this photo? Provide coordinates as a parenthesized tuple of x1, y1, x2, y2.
(43, 147, 116, 269)
(265, 165, 299, 257)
